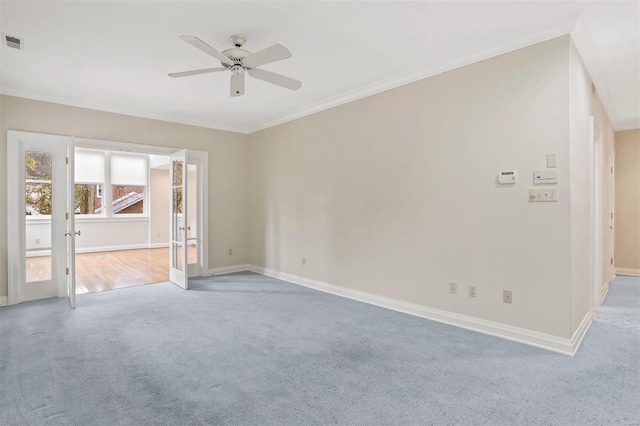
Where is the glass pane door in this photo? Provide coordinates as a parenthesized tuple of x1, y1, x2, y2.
(169, 149, 188, 289)
(8, 131, 70, 304)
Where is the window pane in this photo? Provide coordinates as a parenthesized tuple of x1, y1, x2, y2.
(75, 184, 103, 215)
(25, 151, 52, 180)
(26, 183, 52, 215)
(112, 185, 144, 214)
(111, 154, 147, 186)
(75, 148, 105, 183)
(172, 160, 183, 186)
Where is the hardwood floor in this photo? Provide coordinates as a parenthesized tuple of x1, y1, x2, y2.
(26, 247, 196, 294)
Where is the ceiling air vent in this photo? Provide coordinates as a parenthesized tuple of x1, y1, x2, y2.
(3, 34, 23, 50)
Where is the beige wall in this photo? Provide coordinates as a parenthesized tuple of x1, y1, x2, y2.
(568, 40, 616, 333)
(615, 129, 640, 274)
(248, 36, 575, 338)
(150, 168, 170, 246)
(0, 95, 250, 299)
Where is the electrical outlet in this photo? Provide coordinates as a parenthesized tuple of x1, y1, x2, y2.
(469, 286, 477, 298)
(302, 257, 306, 265)
(449, 282, 457, 295)
(228, 249, 232, 256)
(503, 290, 512, 304)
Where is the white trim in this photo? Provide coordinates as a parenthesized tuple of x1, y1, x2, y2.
(0, 88, 250, 134)
(615, 268, 640, 277)
(149, 242, 170, 249)
(209, 264, 250, 276)
(247, 265, 587, 356)
(1, 16, 587, 135)
(570, 311, 593, 355)
(601, 279, 611, 304)
(248, 16, 579, 133)
(75, 244, 151, 254)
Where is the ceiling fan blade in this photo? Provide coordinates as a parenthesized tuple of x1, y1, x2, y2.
(242, 44, 292, 69)
(230, 71, 245, 97)
(168, 67, 226, 78)
(248, 68, 302, 91)
(180, 35, 234, 66)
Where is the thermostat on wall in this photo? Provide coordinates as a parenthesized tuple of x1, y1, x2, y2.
(498, 171, 518, 184)
(533, 169, 558, 184)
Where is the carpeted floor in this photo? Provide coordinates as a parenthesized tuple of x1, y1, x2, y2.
(1, 272, 638, 425)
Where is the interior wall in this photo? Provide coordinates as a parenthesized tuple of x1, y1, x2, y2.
(249, 36, 573, 338)
(0, 95, 250, 300)
(150, 168, 170, 247)
(614, 129, 640, 274)
(568, 39, 615, 333)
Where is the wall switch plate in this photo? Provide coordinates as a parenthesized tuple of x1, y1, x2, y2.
(469, 286, 477, 297)
(503, 290, 512, 304)
(547, 153, 557, 168)
(529, 188, 557, 202)
(449, 282, 457, 295)
(302, 257, 306, 265)
(533, 169, 558, 184)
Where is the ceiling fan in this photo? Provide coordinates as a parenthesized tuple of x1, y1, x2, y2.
(169, 34, 302, 97)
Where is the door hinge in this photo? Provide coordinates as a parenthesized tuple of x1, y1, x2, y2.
(610, 166, 613, 173)
(66, 212, 69, 220)
(611, 212, 613, 219)
(66, 157, 69, 165)
(610, 258, 613, 265)
(66, 267, 69, 275)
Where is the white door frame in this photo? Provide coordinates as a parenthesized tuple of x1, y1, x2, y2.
(7, 131, 209, 304)
(589, 116, 603, 311)
(7, 131, 70, 304)
(73, 138, 209, 280)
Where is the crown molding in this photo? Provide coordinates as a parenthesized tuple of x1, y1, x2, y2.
(8, 14, 618, 137)
(247, 14, 579, 134)
(0, 87, 252, 134)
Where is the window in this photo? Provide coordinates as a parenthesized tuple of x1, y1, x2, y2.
(73, 149, 148, 217)
(110, 153, 147, 215)
(25, 151, 52, 216)
(74, 148, 105, 215)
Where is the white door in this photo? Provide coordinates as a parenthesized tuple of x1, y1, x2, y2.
(186, 161, 202, 277)
(607, 154, 615, 279)
(169, 149, 189, 289)
(7, 131, 72, 304)
(66, 140, 77, 308)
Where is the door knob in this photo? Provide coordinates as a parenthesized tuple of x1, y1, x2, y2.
(609, 226, 614, 230)
(187, 226, 191, 231)
(179, 226, 184, 231)
(64, 231, 82, 237)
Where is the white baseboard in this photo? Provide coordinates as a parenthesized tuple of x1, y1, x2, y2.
(209, 264, 250, 276)
(570, 311, 593, 355)
(615, 267, 640, 277)
(601, 280, 611, 304)
(149, 242, 170, 249)
(75, 244, 151, 254)
(0, 296, 8, 306)
(247, 264, 584, 356)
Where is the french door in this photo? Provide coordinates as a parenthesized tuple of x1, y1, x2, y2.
(7, 131, 77, 306)
(169, 149, 189, 289)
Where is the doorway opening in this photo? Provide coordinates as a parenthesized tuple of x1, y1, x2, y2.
(8, 131, 208, 306)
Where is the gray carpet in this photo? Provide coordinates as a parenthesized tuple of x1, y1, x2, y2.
(1, 272, 638, 425)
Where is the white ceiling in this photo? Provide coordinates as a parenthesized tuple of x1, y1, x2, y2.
(1, 1, 638, 133)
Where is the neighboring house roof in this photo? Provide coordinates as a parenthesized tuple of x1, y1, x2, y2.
(94, 192, 143, 214)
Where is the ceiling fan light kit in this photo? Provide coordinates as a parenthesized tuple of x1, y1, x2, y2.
(169, 34, 302, 97)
